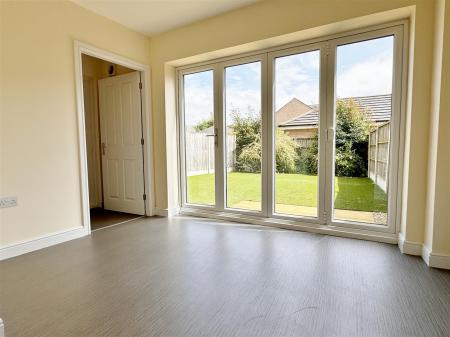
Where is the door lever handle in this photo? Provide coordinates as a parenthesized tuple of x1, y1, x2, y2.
(101, 142, 107, 155)
(205, 128, 219, 147)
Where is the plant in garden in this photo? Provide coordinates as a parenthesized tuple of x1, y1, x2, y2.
(230, 108, 298, 173)
(275, 129, 298, 173)
(335, 99, 372, 177)
(193, 117, 214, 132)
(297, 135, 319, 175)
(297, 99, 371, 177)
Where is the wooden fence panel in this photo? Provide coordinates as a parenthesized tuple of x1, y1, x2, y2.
(186, 131, 235, 176)
(368, 122, 390, 192)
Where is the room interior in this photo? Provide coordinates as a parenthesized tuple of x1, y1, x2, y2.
(0, 0, 449, 336)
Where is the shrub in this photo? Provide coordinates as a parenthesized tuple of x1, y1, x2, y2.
(335, 99, 372, 177)
(230, 109, 298, 173)
(275, 129, 298, 173)
(237, 140, 261, 173)
(295, 99, 371, 177)
(231, 109, 262, 172)
(297, 135, 318, 175)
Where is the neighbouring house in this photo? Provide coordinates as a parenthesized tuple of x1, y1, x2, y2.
(276, 94, 392, 146)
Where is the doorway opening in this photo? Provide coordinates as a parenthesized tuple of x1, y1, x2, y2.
(81, 54, 145, 230)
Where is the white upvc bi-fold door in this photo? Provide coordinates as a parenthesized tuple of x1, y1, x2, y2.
(179, 23, 405, 234)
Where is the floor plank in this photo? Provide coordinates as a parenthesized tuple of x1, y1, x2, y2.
(1, 216, 449, 336)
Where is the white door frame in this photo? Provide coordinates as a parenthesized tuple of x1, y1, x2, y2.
(74, 40, 154, 234)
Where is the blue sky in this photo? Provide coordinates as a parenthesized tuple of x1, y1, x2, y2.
(184, 35, 394, 126)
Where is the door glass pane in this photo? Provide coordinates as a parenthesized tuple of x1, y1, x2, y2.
(183, 70, 215, 206)
(274, 50, 320, 217)
(333, 36, 394, 224)
(225, 61, 262, 211)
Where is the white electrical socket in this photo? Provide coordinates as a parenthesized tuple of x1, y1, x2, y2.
(0, 196, 18, 208)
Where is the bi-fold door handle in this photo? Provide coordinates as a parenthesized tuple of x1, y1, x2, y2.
(206, 128, 219, 147)
(101, 142, 107, 155)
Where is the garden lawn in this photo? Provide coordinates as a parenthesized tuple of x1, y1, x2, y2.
(187, 172, 387, 212)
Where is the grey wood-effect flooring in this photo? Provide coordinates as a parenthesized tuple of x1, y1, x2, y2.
(1, 216, 449, 337)
(90, 208, 142, 231)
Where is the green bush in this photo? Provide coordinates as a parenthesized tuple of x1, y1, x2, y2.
(231, 110, 262, 172)
(275, 129, 298, 173)
(237, 140, 261, 172)
(231, 109, 298, 173)
(297, 136, 318, 175)
(295, 99, 371, 177)
(335, 99, 371, 177)
(193, 118, 214, 132)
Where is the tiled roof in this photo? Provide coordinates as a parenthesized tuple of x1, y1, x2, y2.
(279, 94, 392, 128)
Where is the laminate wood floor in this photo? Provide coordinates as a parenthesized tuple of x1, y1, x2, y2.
(1, 216, 449, 337)
(90, 208, 142, 231)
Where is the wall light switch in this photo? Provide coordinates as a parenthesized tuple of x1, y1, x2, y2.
(0, 196, 18, 208)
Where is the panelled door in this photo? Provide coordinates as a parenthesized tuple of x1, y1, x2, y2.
(179, 24, 404, 234)
(98, 72, 145, 215)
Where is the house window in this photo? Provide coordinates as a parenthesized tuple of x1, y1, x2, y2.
(178, 23, 405, 234)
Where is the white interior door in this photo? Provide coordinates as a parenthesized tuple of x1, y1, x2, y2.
(98, 71, 145, 215)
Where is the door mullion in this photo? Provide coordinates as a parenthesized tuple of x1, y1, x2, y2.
(261, 54, 271, 217)
(318, 43, 330, 225)
(214, 64, 225, 211)
(324, 41, 337, 225)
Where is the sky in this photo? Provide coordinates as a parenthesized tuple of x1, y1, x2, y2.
(184, 35, 394, 126)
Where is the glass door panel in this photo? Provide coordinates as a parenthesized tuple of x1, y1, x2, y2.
(273, 50, 321, 217)
(333, 36, 394, 225)
(182, 70, 215, 206)
(224, 61, 262, 211)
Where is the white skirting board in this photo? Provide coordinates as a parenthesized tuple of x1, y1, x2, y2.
(398, 233, 450, 269)
(153, 207, 180, 218)
(0, 226, 87, 261)
(398, 233, 422, 255)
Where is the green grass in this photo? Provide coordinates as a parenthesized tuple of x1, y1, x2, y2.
(187, 172, 387, 212)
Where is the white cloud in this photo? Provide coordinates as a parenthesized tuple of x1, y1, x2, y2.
(336, 51, 393, 98)
(274, 51, 320, 109)
(184, 81, 214, 126)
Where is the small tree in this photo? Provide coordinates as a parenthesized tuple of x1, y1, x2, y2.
(297, 99, 371, 177)
(230, 108, 298, 173)
(335, 99, 372, 177)
(231, 109, 262, 172)
(275, 129, 298, 173)
(297, 135, 318, 175)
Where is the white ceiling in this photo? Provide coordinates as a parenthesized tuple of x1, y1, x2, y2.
(72, 0, 259, 36)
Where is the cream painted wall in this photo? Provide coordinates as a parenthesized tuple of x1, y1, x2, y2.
(424, 0, 450, 256)
(0, 1, 150, 245)
(149, 0, 436, 244)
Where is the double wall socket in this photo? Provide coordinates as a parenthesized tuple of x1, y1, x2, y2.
(0, 196, 18, 208)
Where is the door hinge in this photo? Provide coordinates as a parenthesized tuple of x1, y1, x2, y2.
(143, 193, 147, 201)
(139, 82, 143, 90)
(141, 138, 144, 145)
